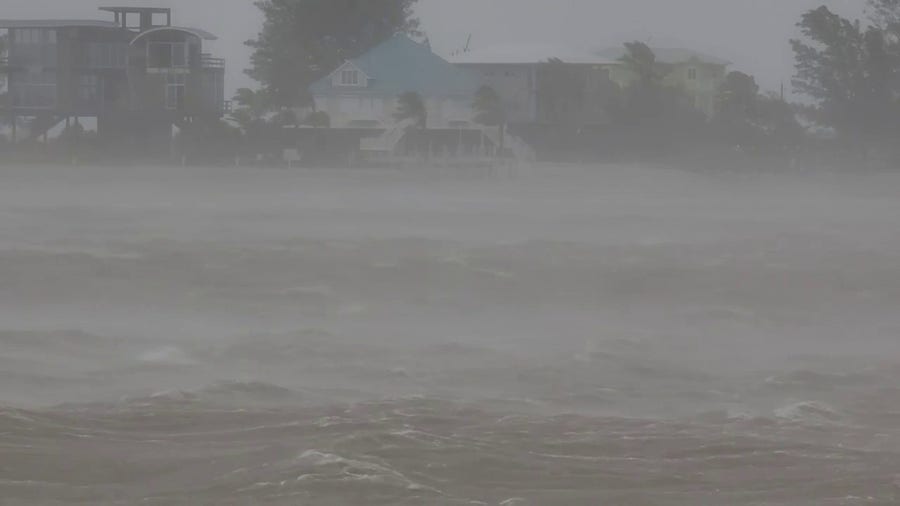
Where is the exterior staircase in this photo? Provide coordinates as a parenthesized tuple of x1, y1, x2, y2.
(360, 118, 414, 153)
(8, 115, 66, 143)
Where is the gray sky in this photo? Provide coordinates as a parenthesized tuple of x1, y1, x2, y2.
(418, 0, 865, 94)
(1, 0, 867, 96)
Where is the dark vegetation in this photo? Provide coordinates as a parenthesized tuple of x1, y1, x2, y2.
(1, 0, 898, 170)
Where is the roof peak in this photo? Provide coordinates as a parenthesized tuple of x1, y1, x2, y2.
(311, 32, 479, 98)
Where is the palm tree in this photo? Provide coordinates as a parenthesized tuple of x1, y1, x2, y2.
(616, 42, 669, 123)
(619, 41, 664, 86)
(472, 85, 506, 156)
(715, 71, 760, 123)
(393, 91, 427, 156)
(393, 91, 427, 129)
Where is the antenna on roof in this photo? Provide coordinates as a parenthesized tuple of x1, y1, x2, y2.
(449, 34, 472, 57)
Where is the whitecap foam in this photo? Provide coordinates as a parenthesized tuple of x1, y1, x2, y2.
(774, 400, 843, 425)
(148, 389, 196, 402)
(138, 346, 195, 366)
(292, 450, 441, 493)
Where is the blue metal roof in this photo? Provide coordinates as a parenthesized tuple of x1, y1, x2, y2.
(310, 34, 480, 98)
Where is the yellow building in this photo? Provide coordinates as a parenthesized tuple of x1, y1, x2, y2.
(596, 47, 730, 118)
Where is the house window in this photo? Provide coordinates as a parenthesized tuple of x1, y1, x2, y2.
(151, 12, 169, 27)
(340, 69, 359, 86)
(165, 73, 186, 110)
(201, 70, 224, 112)
(14, 28, 55, 44)
(687, 68, 697, 80)
(12, 29, 57, 67)
(148, 42, 189, 68)
(10, 70, 57, 108)
(87, 43, 127, 68)
(77, 74, 100, 104)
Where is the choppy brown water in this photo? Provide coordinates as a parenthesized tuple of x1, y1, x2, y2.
(2, 163, 900, 505)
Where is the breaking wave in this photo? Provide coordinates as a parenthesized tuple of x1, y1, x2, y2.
(3, 394, 900, 505)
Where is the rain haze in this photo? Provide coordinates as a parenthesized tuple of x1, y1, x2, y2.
(1, 0, 900, 505)
(0, 0, 868, 94)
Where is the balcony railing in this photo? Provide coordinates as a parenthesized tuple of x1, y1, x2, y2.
(200, 53, 225, 70)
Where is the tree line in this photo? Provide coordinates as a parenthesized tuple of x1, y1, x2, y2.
(220, 0, 898, 166)
(792, 1, 900, 147)
(3, 0, 897, 167)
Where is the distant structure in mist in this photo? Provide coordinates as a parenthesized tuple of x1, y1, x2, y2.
(451, 44, 728, 121)
(594, 47, 729, 118)
(0, 6, 225, 153)
(308, 34, 501, 161)
(298, 35, 729, 164)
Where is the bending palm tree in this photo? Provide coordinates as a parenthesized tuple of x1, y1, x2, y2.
(394, 91, 427, 129)
(619, 41, 663, 86)
(617, 42, 669, 122)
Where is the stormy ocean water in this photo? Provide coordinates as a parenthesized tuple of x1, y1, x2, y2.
(2, 163, 900, 505)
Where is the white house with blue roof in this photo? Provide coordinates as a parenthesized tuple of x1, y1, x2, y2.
(309, 34, 481, 131)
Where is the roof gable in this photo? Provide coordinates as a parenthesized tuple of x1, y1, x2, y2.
(311, 34, 480, 98)
(327, 61, 370, 86)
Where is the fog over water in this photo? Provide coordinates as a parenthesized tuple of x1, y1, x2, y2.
(3, 0, 900, 501)
(3, 163, 900, 504)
